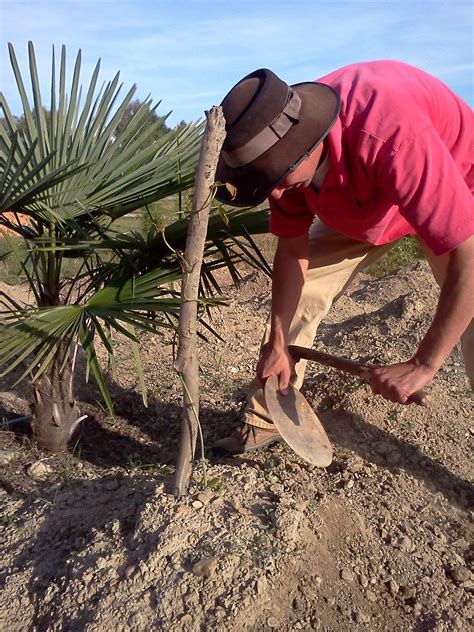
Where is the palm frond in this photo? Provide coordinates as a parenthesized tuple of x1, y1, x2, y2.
(1, 42, 203, 221)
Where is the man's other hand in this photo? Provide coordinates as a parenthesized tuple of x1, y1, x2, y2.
(256, 342, 295, 395)
(369, 360, 437, 404)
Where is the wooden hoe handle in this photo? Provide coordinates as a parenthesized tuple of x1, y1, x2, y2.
(288, 345, 431, 407)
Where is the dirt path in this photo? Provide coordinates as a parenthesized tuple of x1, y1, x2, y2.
(0, 261, 472, 631)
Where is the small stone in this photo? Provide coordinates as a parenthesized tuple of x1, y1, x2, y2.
(366, 590, 377, 603)
(430, 539, 446, 553)
(354, 611, 370, 624)
(341, 568, 354, 582)
(124, 565, 136, 578)
(315, 576, 322, 587)
(176, 505, 189, 515)
(400, 536, 415, 552)
(413, 601, 422, 614)
(96, 557, 108, 570)
(397, 478, 409, 492)
(388, 579, 399, 595)
(256, 577, 267, 594)
(197, 492, 213, 505)
(192, 500, 203, 509)
(448, 565, 470, 585)
(347, 457, 364, 473)
(267, 617, 279, 628)
(192, 557, 217, 579)
(27, 461, 54, 479)
(0, 450, 19, 466)
(359, 575, 369, 588)
(400, 585, 416, 600)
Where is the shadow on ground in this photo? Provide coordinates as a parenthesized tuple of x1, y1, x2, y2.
(317, 405, 473, 512)
(0, 474, 164, 632)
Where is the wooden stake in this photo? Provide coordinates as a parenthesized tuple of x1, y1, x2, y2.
(173, 107, 226, 496)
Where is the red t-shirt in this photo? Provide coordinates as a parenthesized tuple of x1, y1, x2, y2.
(269, 61, 473, 255)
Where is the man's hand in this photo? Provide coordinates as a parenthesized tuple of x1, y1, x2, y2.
(369, 360, 437, 404)
(372, 236, 473, 404)
(256, 342, 295, 395)
(258, 233, 309, 396)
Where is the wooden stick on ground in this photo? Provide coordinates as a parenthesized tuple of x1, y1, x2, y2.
(173, 107, 226, 497)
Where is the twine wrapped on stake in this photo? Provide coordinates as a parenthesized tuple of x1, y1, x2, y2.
(173, 107, 226, 497)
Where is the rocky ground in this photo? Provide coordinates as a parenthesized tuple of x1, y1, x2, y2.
(0, 260, 472, 631)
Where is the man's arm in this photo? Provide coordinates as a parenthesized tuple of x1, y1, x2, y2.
(256, 232, 309, 393)
(370, 235, 474, 403)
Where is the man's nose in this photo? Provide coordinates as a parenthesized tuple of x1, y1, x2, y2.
(270, 187, 285, 200)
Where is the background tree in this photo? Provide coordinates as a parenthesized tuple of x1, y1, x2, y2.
(113, 98, 171, 147)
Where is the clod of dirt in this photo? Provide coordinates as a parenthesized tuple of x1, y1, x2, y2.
(448, 565, 471, 585)
(192, 557, 218, 578)
(0, 449, 18, 465)
(340, 568, 355, 582)
(26, 460, 54, 479)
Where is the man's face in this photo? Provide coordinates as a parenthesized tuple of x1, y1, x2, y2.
(270, 143, 325, 201)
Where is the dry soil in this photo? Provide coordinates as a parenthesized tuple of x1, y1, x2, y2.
(0, 260, 472, 632)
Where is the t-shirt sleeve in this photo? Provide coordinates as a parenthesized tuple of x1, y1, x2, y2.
(379, 126, 473, 255)
(268, 189, 314, 238)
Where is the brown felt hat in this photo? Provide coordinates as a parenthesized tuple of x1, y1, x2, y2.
(215, 68, 340, 207)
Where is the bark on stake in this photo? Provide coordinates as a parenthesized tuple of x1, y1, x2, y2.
(173, 107, 226, 496)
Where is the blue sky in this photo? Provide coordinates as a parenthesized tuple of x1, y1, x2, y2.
(1, 0, 472, 126)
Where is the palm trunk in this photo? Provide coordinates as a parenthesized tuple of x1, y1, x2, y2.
(31, 344, 83, 452)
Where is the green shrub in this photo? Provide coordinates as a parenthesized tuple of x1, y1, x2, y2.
(368, 237, 423, 277)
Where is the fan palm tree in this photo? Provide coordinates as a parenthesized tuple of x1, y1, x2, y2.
(0, 42, 270, 452)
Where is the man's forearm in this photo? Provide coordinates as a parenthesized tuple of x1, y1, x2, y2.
(256, 234, 309, 391)
(362, 236, 473, 404)
(270, 235, 309, 348)
(414, 236, 474, 370)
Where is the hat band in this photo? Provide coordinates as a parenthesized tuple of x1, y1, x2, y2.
(222, 89, 302, 168)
